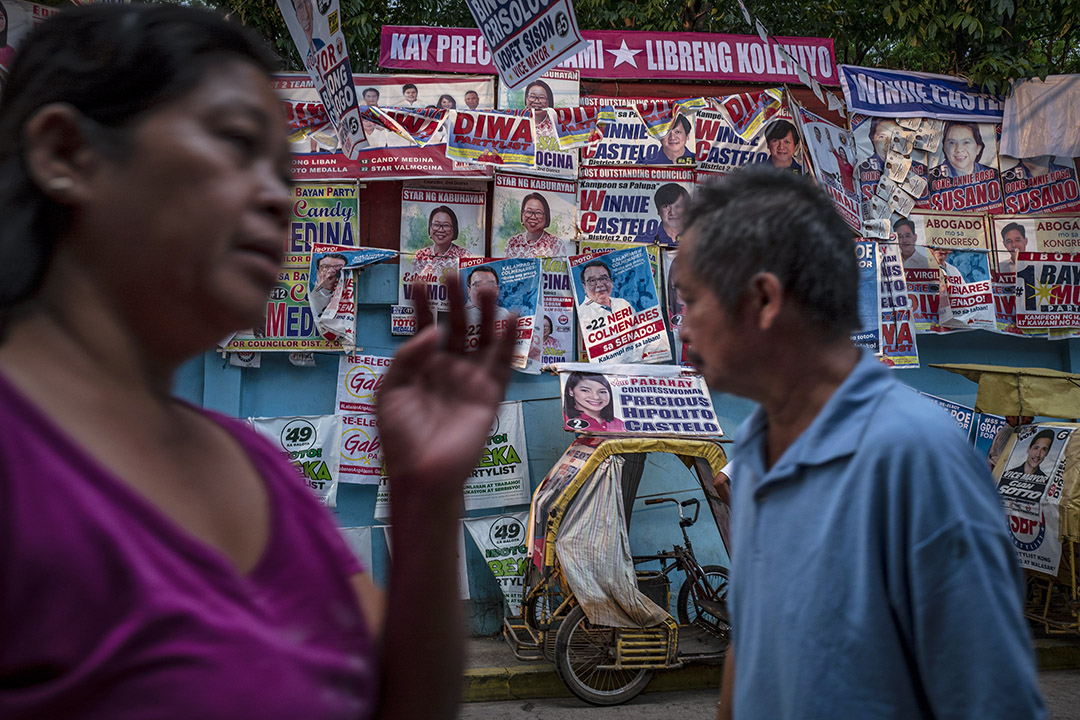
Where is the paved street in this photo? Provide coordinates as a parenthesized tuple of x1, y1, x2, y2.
(458, 669, 1080, 719)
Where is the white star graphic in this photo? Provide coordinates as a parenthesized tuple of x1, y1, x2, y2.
(606, 39, 641, 68)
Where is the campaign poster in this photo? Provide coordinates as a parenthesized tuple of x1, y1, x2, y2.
(336, 353, 392, 414)
(398, 185, 487, 311)
(582, 105, 697, 167)
(0, 0, 57, 76)
(222, 252, 343, 353)
(463, 512, 530, 612)
(578, 240, 662, 301)
(1000, 155, 1080, 215)
(288, 181, 359, 253)
(693, 107, 770, 174)
(877, 241, 920, 367)
(464, 0, 586, 90)
(498, 69, 580, 179)
(925, 121, 1005, 214)
(275, 0, 365, 158)
(852, 240, 880, 352)
(276, 73, 495, 181)
(662, 250, 688, 365)
(937, 250, 995, 331)
(309, 244, 397, 350)
(538, 258, 575, 365)
(919, 393, 975, 436)
(1016, 252, 1080, 328)
(996, 425, 1073, 575)
(491, 172, 577, 258)
(556, 363, 722, 436)
(446, 110, 536, 166)
(458, 257, 542, 370)
(569, 247, 671, 364)
(248, 414, 341, 507)
(375, 401, 532, 515)
(850, 114, 931, 210)
(339, 413, 382, 484)
(838, 66, 1005, 124)
(973, 412, 1010, 471)
(390, 304, 418, 336)
(712, 88, 784, 141)
(797, 107, 861, 231)
(991, 214, 1080, 271)
(577, 165, 695, 246)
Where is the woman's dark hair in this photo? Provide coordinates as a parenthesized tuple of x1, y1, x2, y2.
(563, 372, 614, 422)
(437, 93, 456, 109)
(524, 79, 554, 108)
(427, 205, 459, 241)
(519, 192, 550, 228)
(0, 3, 279, 312)
(0, 1, 9, 47)
(944, 121, 985, 163)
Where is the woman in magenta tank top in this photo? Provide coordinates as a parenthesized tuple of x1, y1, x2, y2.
(0, 6, 515, 718)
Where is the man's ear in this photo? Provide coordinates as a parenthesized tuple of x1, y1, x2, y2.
(743, 272, 784, 331)
(22, 103, 101, 205)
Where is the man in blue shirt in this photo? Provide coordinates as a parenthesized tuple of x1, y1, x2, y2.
(673, 166, 1045, 720)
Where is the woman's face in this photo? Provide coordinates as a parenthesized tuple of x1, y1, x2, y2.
(571, 379, 610, 418)
(542, 316, 552, 339)
(944, 125, 980, 174)
(521, 198, 546, 233)
(428, 211, 454, 250)
(525, 85, 550, 110)
(71, 59, 291, 345)
(439, 96, 454, 109)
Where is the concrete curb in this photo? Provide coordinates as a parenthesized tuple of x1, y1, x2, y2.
(461, 639, 1080, 703)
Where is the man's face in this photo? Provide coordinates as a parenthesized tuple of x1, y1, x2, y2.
(582, 266, 612, 305)
(317, 257, 346, 292)
(363, 89, 379, 106)
(292, 0, 313, 38)
(404, 87, 418, 102)
(767, 130, 795, 166)
(663, 123, 688, 156)
(674, 232, 745, 392)
(525, 85, 549, 110)
(659, 195, 687, 236)
(872, 120, 898, 159)
(896, 224, 917, 261)
(468, 270, 498, 305)
(1027, 437, 1052, 470)
(1003, 229, 1027, 260)
(465, 91, 480, 110)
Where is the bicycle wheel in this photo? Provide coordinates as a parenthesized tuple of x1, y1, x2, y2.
(553, 605, 653, 706)
(677, 564, 730, 629)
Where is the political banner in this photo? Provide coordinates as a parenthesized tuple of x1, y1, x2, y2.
(0, 0, 57, 76)
(339, 413, 382, 483)
(936, 249, 994, 331)
(399, 185, 487, 311)
(375, 401, 531, 516)
(1000, 155, 1080, 215)
(852, 240, 880, 352)
(336, 353, 392, 414)
(459, 257, 542, 369)
(222, 252, 343, 353)
(838, 65, 1005, 122)
(381, 26, 838, 85)
(492, 172, 577, 257)
(991, 214, 1080, 273)
(275, 73, 495, 180)
(390, 304, 418, 336)
(464, 0, 586, 90)
(693, 107, 770, 174)
(552, 105, 610, 149)
(850, 114, 930, 210)
(974, 412, 1010, 471)
(925, 121, 1004, 214)
(275, 0, 366, 159)
(339, 527, 374, 570)
(556, 363, 722, 436)
(797, 107, 861, 230)
(919, 393, 975, 436)
(1016, 252, 1080, 328)
(569, 247, 671, 364)
(578, 240, 661, 300)
(498, 69, 580, 178)
(877, 241, 920, 367)
(288, 181, 359, 252)
(309, 244, 397, 350)
(463, 512, 530, 612)
(582, 106, 697, 167)
(996, 425, 1073, 575)
(577, 166, 695, 246)
(538, 259, 576, 365)
(713, 88, 784, 141)
(914, 210, 990, 252)
(248, 414, 341, 507)
(446, 110, 536, 166)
